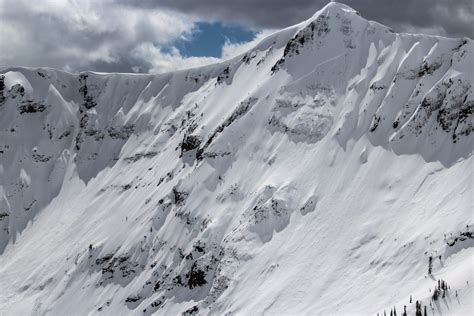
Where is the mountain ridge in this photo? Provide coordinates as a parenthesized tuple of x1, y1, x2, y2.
(2, 2, 471, 77)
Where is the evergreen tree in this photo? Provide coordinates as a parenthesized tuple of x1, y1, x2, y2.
(415, 301, 422, 316)
(432, 286, 439, 301)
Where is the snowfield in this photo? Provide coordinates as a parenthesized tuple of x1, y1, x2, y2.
(0, 3, 473, 315)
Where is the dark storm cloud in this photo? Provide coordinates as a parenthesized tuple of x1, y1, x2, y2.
(122, 0, 474, 38)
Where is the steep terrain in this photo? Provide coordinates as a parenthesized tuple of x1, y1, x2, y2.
(0, 3, 473, 315)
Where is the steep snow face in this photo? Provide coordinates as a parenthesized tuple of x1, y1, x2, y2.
(0, 3, 473, 315)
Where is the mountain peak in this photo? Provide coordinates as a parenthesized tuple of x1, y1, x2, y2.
(310, 1, 360, 20)
(0, 2, 473, 315)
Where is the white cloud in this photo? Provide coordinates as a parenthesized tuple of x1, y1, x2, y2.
(221, 30, 275, 60)
(131, 44, 219, 74)
(0, 0, 198, 73)
(129, 29, 278, 74)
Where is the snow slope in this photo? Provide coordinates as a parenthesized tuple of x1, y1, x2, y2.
(0, 3, 473, 315)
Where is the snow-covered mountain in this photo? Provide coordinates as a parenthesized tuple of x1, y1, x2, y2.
(0, 2, 473, 315)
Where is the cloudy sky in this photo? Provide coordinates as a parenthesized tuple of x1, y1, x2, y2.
(0, 0, 472, 74)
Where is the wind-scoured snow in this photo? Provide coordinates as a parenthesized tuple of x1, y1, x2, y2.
(0, 3, 473, 315)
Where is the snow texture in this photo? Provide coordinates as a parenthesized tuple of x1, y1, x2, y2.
(0, 3, 473, 315)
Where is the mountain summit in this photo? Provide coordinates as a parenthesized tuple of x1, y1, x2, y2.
(0, 3, 472, 315)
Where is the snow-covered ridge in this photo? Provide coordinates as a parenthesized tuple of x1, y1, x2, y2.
(0, 3, 472, 315)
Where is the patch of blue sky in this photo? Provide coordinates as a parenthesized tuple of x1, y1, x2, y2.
(173, 22, 257, 57)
